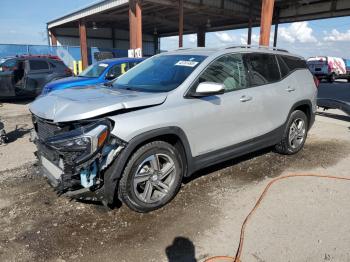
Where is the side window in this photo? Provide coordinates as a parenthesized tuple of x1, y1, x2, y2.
(198, 54, 248, 92)
(29, 60, 49, 71)
(129, 62, 139, 69)
(244, 53, 280, 86)
(282, 56, 307, 71)
(107, 64, 123, 78)
(277, 55, 290, 78)
(1, 59, 18, 70)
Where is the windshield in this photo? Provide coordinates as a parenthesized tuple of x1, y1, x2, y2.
(113, 55, 207, 92)
(79, 62, 109, 78)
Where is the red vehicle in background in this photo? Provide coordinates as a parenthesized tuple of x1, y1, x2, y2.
(0, 55, 72, 99)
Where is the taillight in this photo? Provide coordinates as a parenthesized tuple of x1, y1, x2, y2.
(313, 76, 320, 88)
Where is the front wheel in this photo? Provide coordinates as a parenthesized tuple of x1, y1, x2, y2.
(118, 141, 183, 213)
(275, 110, 308, 155)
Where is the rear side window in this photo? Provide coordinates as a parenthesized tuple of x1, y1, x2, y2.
(277, 55, 290, 78)
(29, 60, 49, 71)
(198, 53, 248, 92)
(244, 53, 280, 86)
(281, 56, 307, 71)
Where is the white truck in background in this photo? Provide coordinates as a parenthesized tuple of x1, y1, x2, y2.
(307, 56, 350, 83)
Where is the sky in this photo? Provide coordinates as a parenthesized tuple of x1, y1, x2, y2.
(1, 1, 350, 59)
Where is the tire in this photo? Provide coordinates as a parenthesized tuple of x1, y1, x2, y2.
(328, 73, 335, 83)
(118, 141, 183, 213)
(275, 110, 308, 155)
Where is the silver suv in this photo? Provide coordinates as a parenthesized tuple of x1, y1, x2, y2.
(30, 46, 317, 212)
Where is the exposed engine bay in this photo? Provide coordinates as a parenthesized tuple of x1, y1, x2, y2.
(31, 115, 126, 200)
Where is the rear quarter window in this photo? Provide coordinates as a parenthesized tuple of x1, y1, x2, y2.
(244, 53, 280, 86)
(281, 56, 307, 71)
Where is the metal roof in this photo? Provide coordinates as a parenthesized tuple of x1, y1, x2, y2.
(48, 0, 128, 29)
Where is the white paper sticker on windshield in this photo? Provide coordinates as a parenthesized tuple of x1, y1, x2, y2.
(99, 63, 109, 68)
(175, 61, 199, 67)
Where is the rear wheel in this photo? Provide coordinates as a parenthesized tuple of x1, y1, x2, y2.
(275, 110, 308, 155)
(118, 141, 183, 213)
(328, 73, 336, 83)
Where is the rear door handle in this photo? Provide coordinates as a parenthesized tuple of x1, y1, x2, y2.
(240, 95, 253, 102)
(286, 87, 296, 92)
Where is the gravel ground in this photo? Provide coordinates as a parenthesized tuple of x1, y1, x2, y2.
(0, 94, 349, 262)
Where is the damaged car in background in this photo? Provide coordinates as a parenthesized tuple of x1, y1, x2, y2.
(30, 47, 317, 213)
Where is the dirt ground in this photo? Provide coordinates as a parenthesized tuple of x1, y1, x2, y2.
(0, 99, 349, 262)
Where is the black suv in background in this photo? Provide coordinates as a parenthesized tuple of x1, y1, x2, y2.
(0, 55, 72, 99)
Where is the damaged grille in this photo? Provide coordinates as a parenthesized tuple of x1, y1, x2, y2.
(34, 117, 65, 141)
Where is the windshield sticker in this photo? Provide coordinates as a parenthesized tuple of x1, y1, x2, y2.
(175, 61, 199, 67)
(99, 63, 109, 68)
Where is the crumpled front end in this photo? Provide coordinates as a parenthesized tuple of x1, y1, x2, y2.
(31, 115, 126, 201)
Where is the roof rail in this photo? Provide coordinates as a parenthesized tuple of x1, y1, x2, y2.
(225, 44, 289, 53)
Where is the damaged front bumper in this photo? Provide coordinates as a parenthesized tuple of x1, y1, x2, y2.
(32, 116, 126, 201)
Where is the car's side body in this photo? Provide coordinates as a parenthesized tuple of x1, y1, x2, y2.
(29, 46, 317, 211)
(0, 56, 72, 98)
(41, 57, 145, 95)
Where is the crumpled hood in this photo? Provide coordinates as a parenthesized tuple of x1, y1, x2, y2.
(30, 86, 167, 122)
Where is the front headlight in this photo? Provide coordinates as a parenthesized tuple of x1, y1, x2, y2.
(46, 121, 110, 163)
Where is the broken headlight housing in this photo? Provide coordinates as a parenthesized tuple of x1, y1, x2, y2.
(46, 120, 111, 164)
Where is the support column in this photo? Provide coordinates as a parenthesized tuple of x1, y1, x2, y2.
(197, 28, 206, 47)
(129, 1, 137, 50)
(153, 34, 159, 54)
(273, 23, 279, 47)
(136, 1, 142, 50)
(178, 0, 184, 48)
(79, 20, 88, 69)
(247, 18, 252, 45)
(111, 28, 116, 48)
(50, 30, 58, 46)
(259, 0, 275, 46)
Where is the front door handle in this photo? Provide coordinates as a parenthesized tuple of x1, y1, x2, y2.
(240, 95, 253, 102)
(286, 87, 296, 92)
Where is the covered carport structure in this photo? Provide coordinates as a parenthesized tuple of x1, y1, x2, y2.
(47, 0, 350, 69)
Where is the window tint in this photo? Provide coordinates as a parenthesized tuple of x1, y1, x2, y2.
(129, 62, 139, 69)
(245, 53, 280, 86)
(198, 54, 248, 92)
(277, 55, 290, 78)
(29, 60, 49, 71)
(281, 56, 307, 71)
(108, 64, 123, 78)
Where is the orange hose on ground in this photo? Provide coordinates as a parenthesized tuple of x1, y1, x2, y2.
(204, 173, 350, 262)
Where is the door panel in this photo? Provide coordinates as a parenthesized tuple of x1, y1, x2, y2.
(0, 70, 15, 97)
(21, 60, 51, 96)
(188, 53, 267, 157)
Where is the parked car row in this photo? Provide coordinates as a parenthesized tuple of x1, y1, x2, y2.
(0, 55, 145, 99)
(29, 46, 317, 213)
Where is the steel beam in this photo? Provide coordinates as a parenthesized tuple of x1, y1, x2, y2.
(79, 20, 89, 69)
(259, 0, 275, 46)
(129, 0, 137, 49)
(50, 30, 58, 46)
(197, 27, 205, 47)
(179, 0, 184, 48)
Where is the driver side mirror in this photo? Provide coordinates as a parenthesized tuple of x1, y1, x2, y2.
(193, 82, 225, 97)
